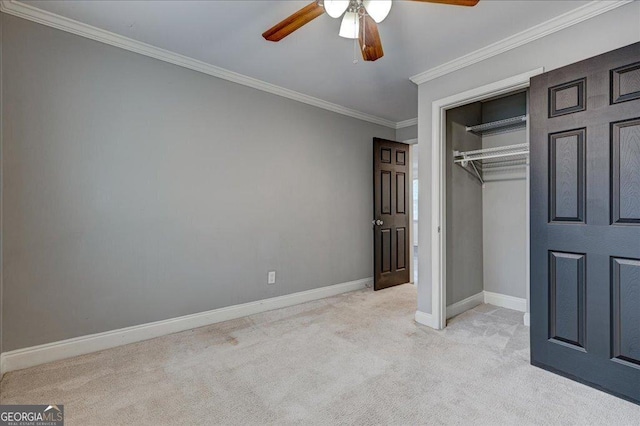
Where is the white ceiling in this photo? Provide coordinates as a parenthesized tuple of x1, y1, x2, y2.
(23, 0, 591, 122)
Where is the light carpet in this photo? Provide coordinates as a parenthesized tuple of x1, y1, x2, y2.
(1, 284, 639, 425)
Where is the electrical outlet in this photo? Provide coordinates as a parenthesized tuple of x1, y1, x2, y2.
(268, 271, 276, 284)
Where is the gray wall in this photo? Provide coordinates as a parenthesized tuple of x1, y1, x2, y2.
(396, 125, 417, 142)
(445, 103, 483, 306)
(1, 14, 394, 352)
(416, 2, 640, 314)
(0, 11, 3, 356)
(482, 129, 527, 299)
(481, 93, 527, 299)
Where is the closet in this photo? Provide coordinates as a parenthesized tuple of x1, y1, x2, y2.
(445, 91, 528, 321)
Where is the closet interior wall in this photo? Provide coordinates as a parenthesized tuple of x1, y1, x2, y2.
(446, 103, 483, 307)
(481, 93, 527, 300)
(445, 92, 528, 316)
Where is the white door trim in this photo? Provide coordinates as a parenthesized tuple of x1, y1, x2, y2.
(404, 138, 418, 286)
(429, 68, 544, 330)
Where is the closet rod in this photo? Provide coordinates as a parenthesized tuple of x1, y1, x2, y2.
(453, 150, 529, 163)
(453, 143, 529, 163)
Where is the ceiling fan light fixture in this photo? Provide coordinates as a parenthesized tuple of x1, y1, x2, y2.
(363, 0, 392, 23)
(324, 0, 350, 18)
(338, 11, 359, 39)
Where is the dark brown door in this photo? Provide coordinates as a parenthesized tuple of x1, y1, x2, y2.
(373, 138, 410, 290)
(530, 42, 640, 403)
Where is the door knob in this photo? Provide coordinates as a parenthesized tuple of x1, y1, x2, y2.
(376, 220, 383, 226)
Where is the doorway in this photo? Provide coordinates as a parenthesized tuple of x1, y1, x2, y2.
(411, 144, 419, 286)
(429, 69, 544, 330)
(373, 138, 411, 290)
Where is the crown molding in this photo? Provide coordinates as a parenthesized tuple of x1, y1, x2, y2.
(410, 0, 633, 85)
(395, 117, 418, 129)
(0, 0, 401, 129)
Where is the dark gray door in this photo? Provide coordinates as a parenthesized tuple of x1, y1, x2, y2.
(530, 42, 640, 403)
(373, 138, 410, 290)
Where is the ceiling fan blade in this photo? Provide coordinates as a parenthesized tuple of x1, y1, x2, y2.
(262, 2, 324, 42)
(410, 0, 479, 6)
(359, 15, 384, 62)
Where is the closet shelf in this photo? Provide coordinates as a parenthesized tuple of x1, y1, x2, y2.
(465, 115, 527, 135)
(453, 143, 529, 185)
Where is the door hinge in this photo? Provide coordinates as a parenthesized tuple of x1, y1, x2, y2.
(437, 226, 441, 233)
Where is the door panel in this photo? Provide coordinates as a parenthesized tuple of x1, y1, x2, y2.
(612, 118, 640, 223)
(549, 129, 586, 222)
(381, 229, 391, 273)
(611, 61, 640, 104)
(530, 42, 640, 403)
(374, 138, 410, 290)
(548, 251, 586, 349)
(396, 228, 406, 270)
(396, 172, 406, 214)
(611, 257, 640, 366)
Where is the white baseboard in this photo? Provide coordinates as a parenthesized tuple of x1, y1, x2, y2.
(0, 278, 371, 375)
(431, 291, 529, 328)
(414, 310, 439, 329)
(446, 292, 484, 319)
(484, 291, 527, 312)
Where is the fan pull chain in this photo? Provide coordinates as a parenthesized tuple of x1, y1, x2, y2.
(353, 38, 358, 64)
(353, 12, 365, 65)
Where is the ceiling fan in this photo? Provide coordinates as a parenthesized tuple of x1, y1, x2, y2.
(262, 0, 480, 62)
